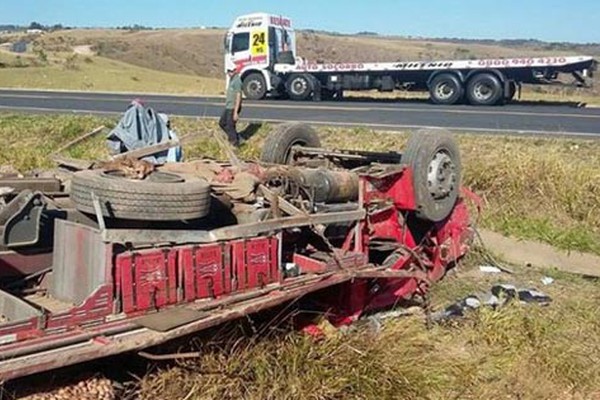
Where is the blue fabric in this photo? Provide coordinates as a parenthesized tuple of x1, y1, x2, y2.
(107, 101, 183, 164)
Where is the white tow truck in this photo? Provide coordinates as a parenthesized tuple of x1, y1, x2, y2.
(223, 13, 597, 106)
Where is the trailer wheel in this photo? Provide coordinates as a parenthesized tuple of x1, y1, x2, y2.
(429, 74, 464, 105)
(242, 72, 267, 100)
(466, 73, 503, 106)
(402, 129, 461, 222)
(285, 74, 314, 101)
(261, 123, 321, 164)
(71, 170, 211, 221)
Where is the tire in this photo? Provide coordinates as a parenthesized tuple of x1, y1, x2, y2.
(242, 72, 267, 100)
(402, 129, 462, 222)
(285, 74, 314, 101)
(429, 73, 464, 105)
(260, 123, 321, 165)
(466, 73, 503, 106)
(71, 170, 211, 221)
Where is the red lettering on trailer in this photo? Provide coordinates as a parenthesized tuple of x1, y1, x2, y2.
(270, 16, 291, 27)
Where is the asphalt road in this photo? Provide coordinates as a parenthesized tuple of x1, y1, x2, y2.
(1, 89, 600, 138)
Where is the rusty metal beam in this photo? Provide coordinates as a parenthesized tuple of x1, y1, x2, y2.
(101, 209, 366, 244)
(0, 178, 61, 193)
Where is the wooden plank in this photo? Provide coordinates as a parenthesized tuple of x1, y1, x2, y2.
(111, 139, 179, 161)
(49, 125, 105, 157)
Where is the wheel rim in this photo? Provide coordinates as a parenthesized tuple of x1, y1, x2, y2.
(291, 78, 308, 96)
(247, 79, 263, 97)
(427, 151, 457, 200)
(473, 81, 495, 102)
(435, 81, 455, 100)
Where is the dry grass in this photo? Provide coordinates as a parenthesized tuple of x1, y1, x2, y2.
(30, 28, 600, 78)
(135, 257, 600, 400)
(0, 55, 223, 94)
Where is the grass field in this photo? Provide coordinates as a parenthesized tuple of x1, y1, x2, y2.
(0, 54, 223, 94)
(1, 112, 599, 399)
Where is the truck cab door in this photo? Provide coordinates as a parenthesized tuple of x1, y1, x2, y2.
(228, 31, 251, 69)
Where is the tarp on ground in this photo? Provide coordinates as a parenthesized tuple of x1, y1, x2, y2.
(106, 100, 182, 164)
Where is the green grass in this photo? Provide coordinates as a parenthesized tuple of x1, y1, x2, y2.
(0, 55, 223, 95)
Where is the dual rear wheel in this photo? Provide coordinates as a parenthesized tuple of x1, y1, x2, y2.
(429, 72, 508, 106)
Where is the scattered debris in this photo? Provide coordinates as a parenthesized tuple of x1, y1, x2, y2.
(479, 265, 503, 274)
(93, 157, 156, 180)
(432, 284, 552, 323)
(541, 276, 555, 285)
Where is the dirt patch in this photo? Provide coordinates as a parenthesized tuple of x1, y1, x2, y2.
(73, 45, 95, 56)
(479, 229, 600, 277)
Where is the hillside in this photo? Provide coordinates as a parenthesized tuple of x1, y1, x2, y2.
(34, 28, 600, 78)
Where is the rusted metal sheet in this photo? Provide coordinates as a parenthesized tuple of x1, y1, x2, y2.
(117, 248, 178, 314)
(0, 290, 42, 324)
(0, 178, 61, 194)
(0, 249, 53, 278)
(180, 243, 232, 301)
(50, 220, 111, 305)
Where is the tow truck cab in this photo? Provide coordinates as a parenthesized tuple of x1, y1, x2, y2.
(224, 13, 296, 98)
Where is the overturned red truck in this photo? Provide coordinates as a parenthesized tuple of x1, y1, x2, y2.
(0, 121, 476, 381)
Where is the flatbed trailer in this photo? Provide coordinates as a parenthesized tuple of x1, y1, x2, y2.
(225, 13, 597, 105)
(0, 122, 475, 382)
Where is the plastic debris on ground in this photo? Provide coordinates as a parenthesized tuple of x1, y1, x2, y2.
(431, 283, 552, 323)
(541, 276, 555, 285)
(479, 265, 504, 274)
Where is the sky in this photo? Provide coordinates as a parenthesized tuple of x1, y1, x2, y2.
(3, 0, 600, 43)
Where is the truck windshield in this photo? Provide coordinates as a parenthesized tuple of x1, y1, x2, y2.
(232, 32, 250, 53)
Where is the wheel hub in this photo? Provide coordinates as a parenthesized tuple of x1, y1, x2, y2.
(292, 79, 308, 95)
(248, 81, 263, 95)
(435, 82, 454, 100)
(427, 151, 456, 199)
(473, 82, 493, 101)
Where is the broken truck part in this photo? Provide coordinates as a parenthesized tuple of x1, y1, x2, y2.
(0, 121, 477, 382)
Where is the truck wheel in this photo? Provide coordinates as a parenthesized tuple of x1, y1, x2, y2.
(402, 129, 461, 222)
(71, 170, 211, 221)
(429, 74, 464, 105)
(466, 73, 503, 106)
(260, 123, 321, 164)
(242, 72, 267, 100)
(285, 74, 314, 101)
